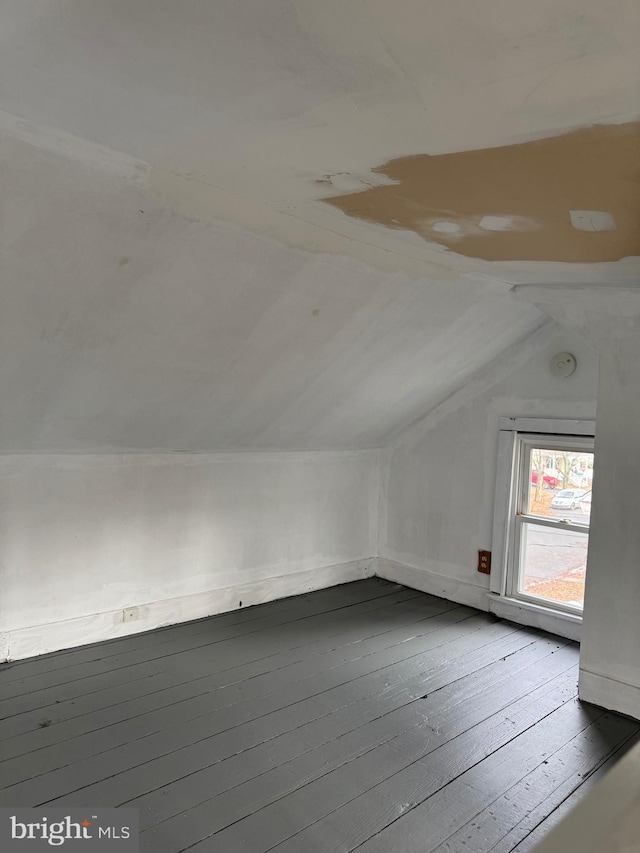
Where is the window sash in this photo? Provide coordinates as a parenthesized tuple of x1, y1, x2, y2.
(508, 516, 589, 613)
(506, 433, 594, 613)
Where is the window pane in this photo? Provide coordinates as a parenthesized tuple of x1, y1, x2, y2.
(519, 521, 588, 610)
(526, 447, 594, 525)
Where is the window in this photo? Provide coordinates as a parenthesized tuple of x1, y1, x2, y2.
(490, 418, 595, 631)
(508, 434, 594, 613)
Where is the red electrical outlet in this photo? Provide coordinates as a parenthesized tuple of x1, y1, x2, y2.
(478, 550, 491, 574)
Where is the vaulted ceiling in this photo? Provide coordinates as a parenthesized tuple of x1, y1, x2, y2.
(1, 1, 638, 450)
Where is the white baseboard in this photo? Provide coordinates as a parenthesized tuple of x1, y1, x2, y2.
(2, 558, 375, 662)
(375, 558, 489, 611)
(579, 669, 640, 721)
(487, 594, 582, 642)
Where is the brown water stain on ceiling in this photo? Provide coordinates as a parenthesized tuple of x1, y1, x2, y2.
(323, 121, 640, 263)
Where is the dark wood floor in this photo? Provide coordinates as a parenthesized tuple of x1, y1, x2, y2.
(0, 578, 638, 853)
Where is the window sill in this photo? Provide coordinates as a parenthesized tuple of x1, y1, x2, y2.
(487, 593, 581, 642)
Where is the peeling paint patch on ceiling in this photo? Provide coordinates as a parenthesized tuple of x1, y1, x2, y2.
(323, 121, 640, 263)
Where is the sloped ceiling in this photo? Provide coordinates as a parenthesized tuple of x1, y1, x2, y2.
(1, 0, 638, 451)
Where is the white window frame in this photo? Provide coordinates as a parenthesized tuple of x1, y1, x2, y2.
(488, 417, 595, 640)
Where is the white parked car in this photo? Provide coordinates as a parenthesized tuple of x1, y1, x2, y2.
(551, 489, 587, 510)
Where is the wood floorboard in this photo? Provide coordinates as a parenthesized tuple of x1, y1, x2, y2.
(0, 579, 395, 684)
(0, 582, 419, 700)
(137, 642, 576, 852)
(505, 729, 640, 853)
(57, 621, 523, 814)
(0, 611, 499, 801)
(349, 708, 635, 853)
(0, 588, 429, 721)
(1, 580, 637, 853)
(0, 593, 452, 750)
(437, 723, 640, 853)
(0, 602, 475, 781)
(178, 654, 579, 853)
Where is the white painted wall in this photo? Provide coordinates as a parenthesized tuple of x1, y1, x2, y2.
(379, 323, 599, 610)
(0, 451, 378, 660)
(513, 285, 640, 721)
(581, 340, 640, 718)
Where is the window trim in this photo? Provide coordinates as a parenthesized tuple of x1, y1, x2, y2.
(489, 417, 595, 637)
